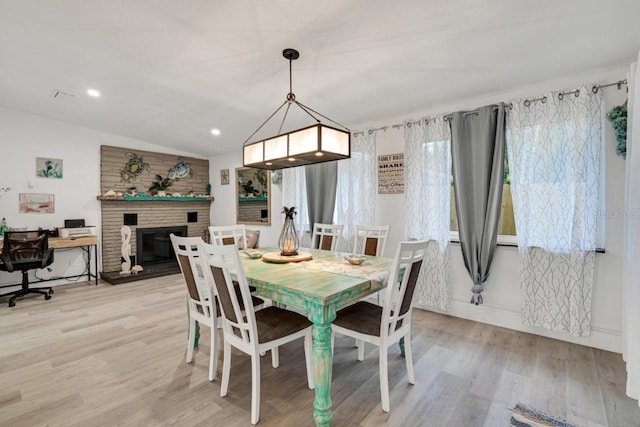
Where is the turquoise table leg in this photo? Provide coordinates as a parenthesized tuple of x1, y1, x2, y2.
(186, 299, 201, 348)
(399, 324, 411, 357)
(306, 302, 337, 427)
(194, 321, 200, 348)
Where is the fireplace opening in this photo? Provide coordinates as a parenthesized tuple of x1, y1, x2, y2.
(136, 226, 187, 267)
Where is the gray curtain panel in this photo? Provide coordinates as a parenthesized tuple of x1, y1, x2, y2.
(450, 103, 506, 305)
(305, 162, 338, 229)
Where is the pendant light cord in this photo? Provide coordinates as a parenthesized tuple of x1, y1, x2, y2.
(244, 48, 350, 146)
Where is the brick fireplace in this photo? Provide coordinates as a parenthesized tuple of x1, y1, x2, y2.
(98, 145, 213, 284)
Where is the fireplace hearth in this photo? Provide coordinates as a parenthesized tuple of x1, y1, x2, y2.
(100, 225, 189, 285)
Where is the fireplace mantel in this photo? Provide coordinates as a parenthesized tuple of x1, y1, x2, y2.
(98, 195, 214, 202)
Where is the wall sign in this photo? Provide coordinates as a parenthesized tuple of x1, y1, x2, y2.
(377, 153, 404, 194)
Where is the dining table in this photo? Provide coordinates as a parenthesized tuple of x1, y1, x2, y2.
(241, 247, 394, 427)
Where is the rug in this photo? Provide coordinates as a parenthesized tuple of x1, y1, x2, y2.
(509, 403, 576, 427)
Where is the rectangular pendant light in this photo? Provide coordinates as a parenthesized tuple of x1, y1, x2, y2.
(243, 124, 350, 170)
(242, 49, 351, 170)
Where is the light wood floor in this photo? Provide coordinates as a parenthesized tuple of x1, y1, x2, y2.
(1, 276, 638, 427)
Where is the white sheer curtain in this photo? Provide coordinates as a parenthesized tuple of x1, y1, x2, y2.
(623, 54, 640, 405)
(404, 117, 451, 311)
(507, 86, 603, 336)
(335, 130, 377, 252)
(282, 166, 310, 247)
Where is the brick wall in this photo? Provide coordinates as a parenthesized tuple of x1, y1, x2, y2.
(239, 200, 268, 223)
(101, 201, 210, 272)
(99, 145, 211, 273)
(100, 145, 209, 195)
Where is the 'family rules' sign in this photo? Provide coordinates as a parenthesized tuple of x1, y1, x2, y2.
(377, 153, 404, 194)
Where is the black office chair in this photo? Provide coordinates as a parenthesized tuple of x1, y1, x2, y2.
(0, 230, 54, 307)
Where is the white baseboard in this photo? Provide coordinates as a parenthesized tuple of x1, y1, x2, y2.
(416, 298, 622, 353)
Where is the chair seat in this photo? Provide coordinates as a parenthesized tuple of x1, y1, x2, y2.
(333, 301, 383, 336)
(255, 307, 312, 344)
(333, 301, 403, 337)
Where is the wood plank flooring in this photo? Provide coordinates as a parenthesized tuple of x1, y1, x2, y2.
(1, 276, 638, 426)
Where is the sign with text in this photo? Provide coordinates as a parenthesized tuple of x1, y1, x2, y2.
(378, 153, 404, 194)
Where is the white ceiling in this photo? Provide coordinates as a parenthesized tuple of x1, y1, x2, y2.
(1, 0, 639, 157)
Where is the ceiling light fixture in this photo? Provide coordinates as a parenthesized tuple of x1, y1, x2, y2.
(242, 48, 351, 170)
(211, 128, 221, 136)
(87, 89, 101, 98)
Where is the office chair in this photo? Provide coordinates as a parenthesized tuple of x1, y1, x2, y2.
(0, 230, 54, 307)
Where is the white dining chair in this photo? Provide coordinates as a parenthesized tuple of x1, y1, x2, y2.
(352, 225, 390, 257)
(310, 223, 344, 251)
(199, 242, 314, 425)
(170, 234, 266, 382)
(331, 240, 428, 412)
(209, 224, 247, 249)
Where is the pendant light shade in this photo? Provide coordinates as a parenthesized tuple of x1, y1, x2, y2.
(242, 49, 351, 170)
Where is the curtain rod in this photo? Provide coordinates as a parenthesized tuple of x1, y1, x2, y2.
(352, 125, 387, 137)
(592, 79, 627, 93)
(352, 78, 628, 135)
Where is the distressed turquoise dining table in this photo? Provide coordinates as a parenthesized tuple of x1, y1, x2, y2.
(242, 248, 393, 427)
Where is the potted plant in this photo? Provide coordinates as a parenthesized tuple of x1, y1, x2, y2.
(149, 174, 173, 196)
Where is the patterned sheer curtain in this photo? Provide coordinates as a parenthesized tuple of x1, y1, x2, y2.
(335, 130, 377, 252)
(507, 85, 602, 336)
(404, 117, 451, 311)
(623, 55, 640, 404)
(282, 166, 310, 247)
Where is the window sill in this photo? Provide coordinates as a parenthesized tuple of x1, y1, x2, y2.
(448, 236, 605, 253)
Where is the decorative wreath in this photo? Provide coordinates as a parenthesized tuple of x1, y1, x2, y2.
(607, 104, 627, 159)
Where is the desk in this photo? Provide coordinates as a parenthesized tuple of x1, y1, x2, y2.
(242, 248, 393, 427)
(47, 236, 99, 285)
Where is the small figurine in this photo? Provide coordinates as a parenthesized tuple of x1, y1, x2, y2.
(0, 218, 8, 237)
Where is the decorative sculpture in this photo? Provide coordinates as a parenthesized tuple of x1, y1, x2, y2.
(119, 226, 132, 276)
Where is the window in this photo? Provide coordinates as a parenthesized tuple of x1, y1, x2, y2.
(450, 142, 517, 245)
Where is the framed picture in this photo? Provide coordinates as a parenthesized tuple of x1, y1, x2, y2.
(19, 193, 55, 214)
(36, 157, 63, 179)
(220, 168, 230, 185)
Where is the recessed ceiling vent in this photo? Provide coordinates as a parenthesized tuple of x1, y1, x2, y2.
(50, 89, 74, 100)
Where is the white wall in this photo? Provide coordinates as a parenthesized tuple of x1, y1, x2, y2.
(0, 106, 204, 288)
(370, 67, 627, 352)
(208, 151, 283, 246)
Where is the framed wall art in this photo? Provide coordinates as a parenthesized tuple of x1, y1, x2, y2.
(36, 157, 63, 179)
(220, 168, 230, 185)
(19, 193, 55, 214)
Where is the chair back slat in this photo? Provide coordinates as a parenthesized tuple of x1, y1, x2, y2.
(311, 223, 344, 252)
(199, 242, 257, 346)
(398, 259, 423, 316)
(209, 225, 247, 250)
(178, 254, 201, 302)
(352, 225, 390, 257)
(364, 237, 379, 256)
(210, 265, 239, 324)
(171, 234, 214, 319)
(382, 240, 428, 335)
(320, 235, 334, 251)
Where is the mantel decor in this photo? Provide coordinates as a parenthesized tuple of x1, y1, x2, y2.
(242, 48, 351, 170)
(97, 194, 214, 202)
(278, 206, 299, 256)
